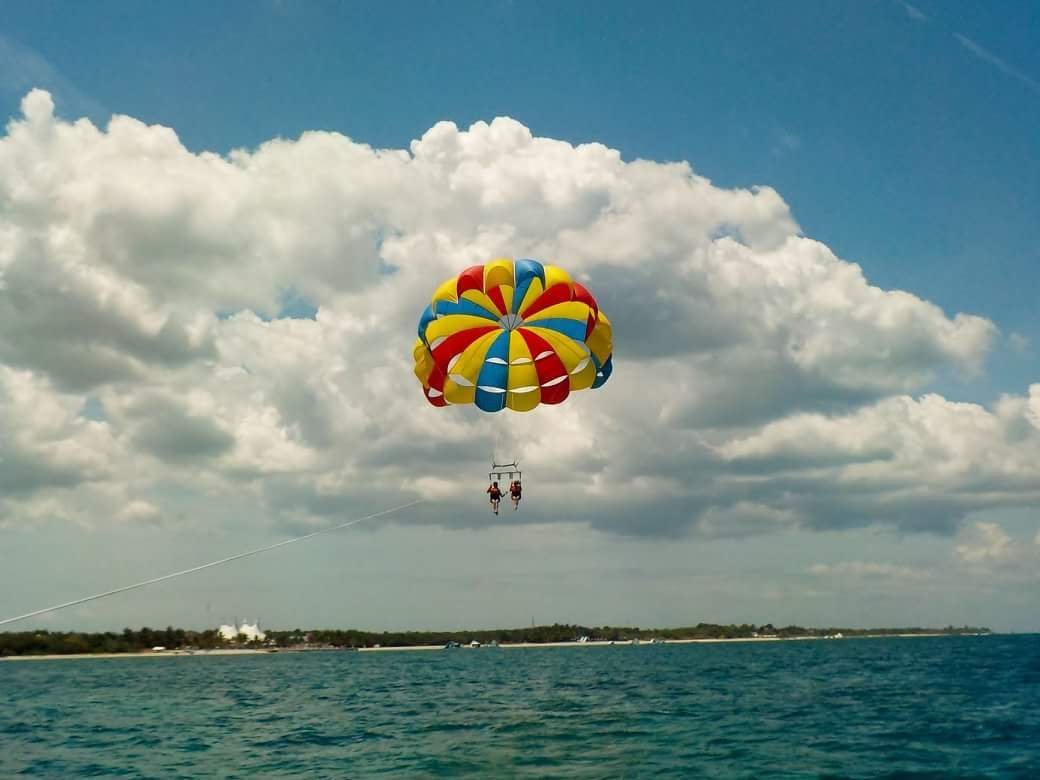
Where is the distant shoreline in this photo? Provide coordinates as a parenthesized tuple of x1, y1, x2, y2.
(1, 632, 972, 661)
(1, 648, 270, 662)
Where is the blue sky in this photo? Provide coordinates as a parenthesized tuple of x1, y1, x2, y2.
(1, 2, 1038, 632)
(4, 1, 1037, 392)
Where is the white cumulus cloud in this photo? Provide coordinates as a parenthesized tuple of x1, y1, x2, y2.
(0, 90, 1033, 542)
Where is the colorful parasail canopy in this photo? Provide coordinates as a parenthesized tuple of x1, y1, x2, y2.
(412, 258, 613, 412)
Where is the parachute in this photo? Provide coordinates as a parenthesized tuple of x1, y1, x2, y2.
(412, 258, 613, 412)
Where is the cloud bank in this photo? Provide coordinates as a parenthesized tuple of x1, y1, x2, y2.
(1, 90, 1035, 541)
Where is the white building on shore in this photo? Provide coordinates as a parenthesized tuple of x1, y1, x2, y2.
(218, 619, 266, 642)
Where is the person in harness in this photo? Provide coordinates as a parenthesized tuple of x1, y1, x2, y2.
(487, 481, 503, 515)
(509, 480, 522, 511)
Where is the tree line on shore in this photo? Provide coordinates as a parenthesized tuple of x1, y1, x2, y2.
(0, 623, 989, 656)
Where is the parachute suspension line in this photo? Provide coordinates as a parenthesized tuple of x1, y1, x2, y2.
(0, 499, 425, 628)
(487, 414, 522, 484)
(505, 411, 517, 477)
(509, 410, 522, 477)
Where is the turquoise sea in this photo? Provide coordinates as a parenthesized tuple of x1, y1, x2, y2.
(2, 634, 1038, 778)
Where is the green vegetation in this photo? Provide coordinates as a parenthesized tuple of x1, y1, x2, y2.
(0, 627, 226, 656)
(267, 623, 989, 648)
(0, 623, 990, 657)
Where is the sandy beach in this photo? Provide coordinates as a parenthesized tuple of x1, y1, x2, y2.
(357, 633, 950, 653)
(0, 632, 955, 661)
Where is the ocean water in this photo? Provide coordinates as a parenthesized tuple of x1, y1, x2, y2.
(2, 635, 1039, 778)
